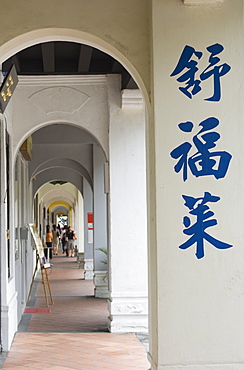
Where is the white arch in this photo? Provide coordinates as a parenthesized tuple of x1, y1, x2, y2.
(14, 119, 105, 164)
(41, 189, 77, 208)
(31, 158, 93, 189)
(0, 28, 149, 109)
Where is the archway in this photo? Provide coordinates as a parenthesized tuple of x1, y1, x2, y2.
(1, 30, 149, 352)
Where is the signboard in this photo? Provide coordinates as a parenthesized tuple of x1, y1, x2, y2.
(87, 212, 93, 244)
(0, 64, 18, 113)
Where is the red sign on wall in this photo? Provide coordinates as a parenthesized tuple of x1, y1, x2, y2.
(87, 212, 93, 224)
(87, 213, 93, 244)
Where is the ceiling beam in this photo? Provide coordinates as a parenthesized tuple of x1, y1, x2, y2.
(41, 43, 55, 73)
(78, 45, 93, 73)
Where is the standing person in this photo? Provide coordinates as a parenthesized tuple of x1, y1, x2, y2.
(61, 225, 68, 254)
(66, 226, 75, 257)
(52, 224, 60, 255)
(45, 225, 53, 260)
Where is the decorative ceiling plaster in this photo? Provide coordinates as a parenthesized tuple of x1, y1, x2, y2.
(29, 86, 90, 114)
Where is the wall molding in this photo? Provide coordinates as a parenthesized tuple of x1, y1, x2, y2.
(183, 0, 224, 5)
(121, 89, 143, 109)
(18, 75, 107, 86)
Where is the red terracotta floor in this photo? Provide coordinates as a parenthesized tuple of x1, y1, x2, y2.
(2, 252, 150, 369)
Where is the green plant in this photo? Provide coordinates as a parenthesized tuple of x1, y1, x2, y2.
(96, 247, 107, 264)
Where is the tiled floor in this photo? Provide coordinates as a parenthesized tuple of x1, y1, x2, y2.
(1, 252, 150, 369)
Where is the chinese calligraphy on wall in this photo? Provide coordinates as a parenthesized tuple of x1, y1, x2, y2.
(170, 43, 233, 259)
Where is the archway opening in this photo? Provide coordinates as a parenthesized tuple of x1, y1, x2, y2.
(3, 34, 148, 352)
(15, 121, 110, 332)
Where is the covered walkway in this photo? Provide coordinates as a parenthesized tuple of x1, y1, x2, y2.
(1, 253, 149, 369)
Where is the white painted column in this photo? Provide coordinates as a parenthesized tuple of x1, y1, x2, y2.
(108, 80, 148, 333)
(83, 179, 94, 278)
(93, 144, 108, 298)
(75, 190, 84, 266)
(150, 1, 244, 369)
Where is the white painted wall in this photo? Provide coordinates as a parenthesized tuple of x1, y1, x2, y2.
(150, 0, 244, 369)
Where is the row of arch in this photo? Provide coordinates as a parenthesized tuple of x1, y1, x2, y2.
(2, 25, 150, 357)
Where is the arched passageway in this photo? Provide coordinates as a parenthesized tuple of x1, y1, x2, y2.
(2, 35, 148, 354)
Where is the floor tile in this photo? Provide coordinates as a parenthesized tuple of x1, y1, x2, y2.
(2, 253, 150, 370)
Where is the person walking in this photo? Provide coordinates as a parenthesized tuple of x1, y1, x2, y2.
(66, 226, 75, 257)
(61, 225, 68, 254)
(45, 225, 53, 260)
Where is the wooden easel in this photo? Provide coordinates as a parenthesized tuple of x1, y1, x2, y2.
(41, 265, 54, 307)
(27, 250, 40, 303)
(27, 249, 54, 307)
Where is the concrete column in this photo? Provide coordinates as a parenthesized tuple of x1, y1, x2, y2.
(75, 190, 84, 266)
(150, 1, 244, 369)
(108, 80, 148, 333)
(93, 144, 108, 298)
(83, 179, 94, 278)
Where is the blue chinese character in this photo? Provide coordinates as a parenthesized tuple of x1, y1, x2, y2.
(170, 43, 231, 101)
(200, 43, 231, 101)
(180, 192, 233, 259)
(170, 117, 232, 181)
(170, 45, 203, 99)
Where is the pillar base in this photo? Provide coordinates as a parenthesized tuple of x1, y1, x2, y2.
(77, 252, 84, 269)
(93, 271, 109, 298)
(108, 294, 148, 333)
(1, 292, 18, 351)
(84, 259, 94, 280)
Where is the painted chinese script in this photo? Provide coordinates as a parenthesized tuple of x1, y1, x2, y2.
(170, 42, 232, 258)
(180, 192, 233, 259)
(170, 117, 232, 181)
(170, 43, 231, 101)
